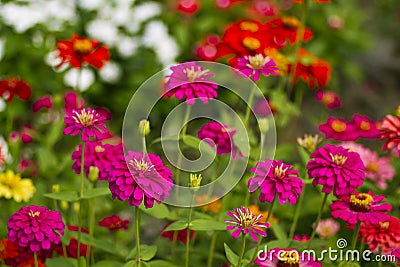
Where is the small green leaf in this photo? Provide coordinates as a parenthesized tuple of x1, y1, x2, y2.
(270, 221, 288, 241)
(44, 191, 79, 202)
(46, 257, 77, 267)
(81, 187, 110, 199)
(127, 245, 157, 261)
(78, 257, 86, 267)
(92, 261, 124, 267)
(139, 203, 170, 219)
(224, 243, 239, 266)
(163, 220, 187, 231)
(190, 219, 226, 231)
(182, 135, 216, 157)
(122, 260, 136, 267)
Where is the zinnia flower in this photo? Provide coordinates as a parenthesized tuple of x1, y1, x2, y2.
(255, 248, 322, 267)
(98, 215, 130, 231)
(297, 134, 323, 153)
(330, 191, 392, 225)
(315, 90, 341, 109)
(352, 114, 380, 139)
(293, 234, 310, 243)
(316, 218, 340, 239)
(0, 77, 31, 103)
(177, 0, 199, 15)
(197, 121, 243, 159)
(359, 216, 400, 254)
(225, 206, 270, 242)
(248, 159, 304, 205)
(164, 62, 218, 105)
(235, 54, 278, 81)
(32, 96, 53, 112)
(107, 151, 173, 208)
(307, 144, 365, 198)
(161, 223, 195, 244)
(318, 117, 358, 141)
(8, 206, 65, 252)
(55, 34, 110, 69)
(0, 238, 18, 261)
(0, 170, 35, 202)
(64, 108, 109, 141)
(381, 114, 400, 152)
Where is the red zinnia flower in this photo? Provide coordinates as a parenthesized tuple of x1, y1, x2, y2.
(161, 223, 195, 244)
(359, 216, 400, 254)
(381, 114, 400, 152)
(55, 34, 110, 69)
(98, 215, 130, 231)
(177, 0, 199, 15)
(0, 238, 18, 260)
(0, 78, 31, 103)
(195, 34, 220, 61)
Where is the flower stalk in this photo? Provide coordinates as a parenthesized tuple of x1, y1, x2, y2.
(237, 234, 247, 267)
(135, 206, 141, 265)
(307, 193, 328, 249)
(77, 141, 86, 266)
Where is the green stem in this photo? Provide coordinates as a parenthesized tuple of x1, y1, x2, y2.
(207, 232, 218, 267)
(243, 89, 256, 128)
(142, 135, 147, 155)
(87, 197, 95, 265)
(351, 222, 360, 251)
(289, 188, 305, 239)
(34, 251, 39, 267)
(135, 206, 141, 265)
(175, 105, 192, 188)
(237, 234, 247, 267)
(171, 231, 179, 261)
(77, 141, 86, 266)
(185, 194, 194, 267)
(307, 193, 328, 249)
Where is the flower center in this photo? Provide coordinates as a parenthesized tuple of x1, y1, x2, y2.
(322, 93, 334, 105)
(350, 193, 373, 212)
(277, 251, 300, 267)
(237, 208, 261, 229)
(282, 17, 301, 28)
(73, 109, 97, 127)
(183, 67, 209, 82)
(274, 163, 288, 179)
(245, 54, 271, 70)
(7, 78, 18, 88)
(129, 158, 154, 173)
(331, 120, 346, 132)
(95, 145, 105, 153)
(366, 162, 379, 173)
(242, 37, 261, 50)
(240, 21, 259, 32)
(329, 153, 347, 166)
(359, 121, 371, 131)
(73, 39, 93, 53)
(379, 221, 390, 229)
(28, 210, 41, 217)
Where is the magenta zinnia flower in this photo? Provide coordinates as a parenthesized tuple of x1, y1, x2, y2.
(32, 96, 53, 112)
(164, 62, 218, 105)
(307, 144, 365, 198)
(255, 248, 322, 267)
(72, 141, 123, 181)
(352, 114, 380, 139)
(235, 54, 278, 82)
(315, 89, 341, 109)
(7, 206, 65, 252)
(107, 151, 173, 208)
(225, 206, 270, 242)
(64, 107, 109, 141)
(318, 117, 358, 141)
(197, 121, 243, 159)
(248, 159, 304, 205)
(330, 191, 392, 225)
(381, 114, 400, 152)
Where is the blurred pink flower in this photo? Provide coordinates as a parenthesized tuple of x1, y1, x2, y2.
(316, 218, 340, 239)
(293, 234, 310, 243)
(32, 96, 53, 112)
(315, 90, 341, 109)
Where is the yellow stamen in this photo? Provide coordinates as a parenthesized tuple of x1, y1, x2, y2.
(28, 210, 40, 217)
(73, 39, 93, 53)
(242, 37, 261, 50)
(331, 120, 346, 132)
(183, 66, 209, 82)
(245, 54, 271, 70)
(240, 21, 259, 32)
(350, 193, 373, 212)
(274, 163, 289, 178)
(330, 153, 347, 166)
(73, 109, 97, 127)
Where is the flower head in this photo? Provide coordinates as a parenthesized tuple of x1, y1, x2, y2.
(64, 108, 109, 141)
(381, 114, 400, 152)
(198, 121, 243, 159)
(248, 159, 304, 205)
(330, 191, 392, 225)
(189, 173, 202, 191)
(98, 215, 130, 232)
(352, 114, 380, 139)
(8, 206, 65, 252)
(235, 54, 278, 81)
(307, 144, 365, 198)
(315, 90, 341, 109)
(297, 134, 323, 153)
(316, 218, 340, 239)
(161, 223, 195, 244)
(0, 170, 35, 202)
(0, 78, 31, 103)
(359, 216, 400, 254)
(318, 117, 358, 141)
(55, 34, 110, 69)
(0, 238, 18, 261)
(164, 62, 218, 105)
(225, 206, 270, 242)
(107, 151, 173, 208)
(32, 96, 53, 112)
(177, 0, 199, 15)
(255, 248, 322, 267)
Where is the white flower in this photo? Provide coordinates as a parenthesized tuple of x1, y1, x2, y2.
(86, 20, 119, 46)
(117, 36, 139, 58)
(64, 68, 95, 92)
(99, 62, 121, 83)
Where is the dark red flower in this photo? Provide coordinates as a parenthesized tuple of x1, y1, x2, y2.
(195, 34, 220, 61)
(55, 225, 89, 259)
(0, 78, 31, 103)
(161, 223, 195, 244)
(98, 215, 130, 232)
(0, 238, 18, 261)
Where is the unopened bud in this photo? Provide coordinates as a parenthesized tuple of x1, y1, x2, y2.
(138, 120, 150, 136)
(189, 173, 202, 191)
(52, 184, 60, 193)
(60, 200, 69, 211)
(258, 118, 269, 134)
(73, 202, 80, 213)
(297, 134, 323, 153)
(88, 166, 99, 182)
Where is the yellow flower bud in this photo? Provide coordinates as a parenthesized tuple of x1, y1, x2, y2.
(88, 166, 99, 182)
(138, 120, 150, 136)
(52, 184, 60, 193)
(189, 174, 202, 191)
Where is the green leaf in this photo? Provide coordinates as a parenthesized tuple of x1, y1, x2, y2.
(224, 243, 239, 266)
(81, 187, 110, 199)
(270, 221, 288, 241)
(68, 232, 119, 255)
(126, 245, 157, 261)
(190, 219, 226, 231)
(78, 257, 86, 267)
(46, 117, 64, 147)
(139, 203, 170, 219)
(182, 135, 216, 157)
(149, 260, 178, 267)
(163, 220, 187, 231)
(46, 257, 77, 267)
(122, 260, 136, 267)
(92, 261, 124, 267)
(44, 191, 79, 202)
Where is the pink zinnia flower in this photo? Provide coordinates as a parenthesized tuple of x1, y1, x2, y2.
(315, 89, 341, 109)
(64, 108, 109, 141)
(64, 91, 85, 113)
(318, 117, 358, 141)
(255, 248, 322, 267)
(307, 144, 365, 198)
(72, 141, 123, 181)
(330, 191, 392, 225)
(7, 206, 65, 252)
(32, 96, 53, 112)
(359, 216, 400, 254)
(164, 62, 218, 105)
(293, 234, 310, 243)
(248, 159, 304, 205)
(197, 121, 243, 159)
(391, 248, 400, 266)
(381, 114, 400, 152)
(316, 218, 340, 239)
(98, 215, 130, 232)
(352, 114, 380, 139)
(161, 222, 195, 244)
(340, 142, 395, 190)
(225, 206, 270, 242)
(235, 54, 278, 82)
(107, 151, 173, 208)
